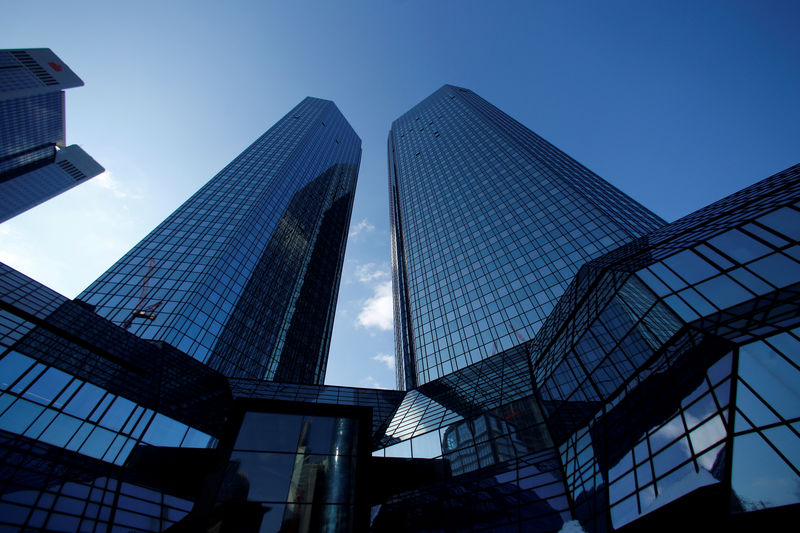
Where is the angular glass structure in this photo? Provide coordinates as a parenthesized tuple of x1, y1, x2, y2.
(389, 85, 665, 389)
(0, 80, 797, 532)
(371, 163, 800, 533)
(79, 97, 361, 383)
(0, 48, 103, 223)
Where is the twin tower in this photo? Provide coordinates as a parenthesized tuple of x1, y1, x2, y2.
(78, 86, 662, 389)
(2, 84, 798, 532)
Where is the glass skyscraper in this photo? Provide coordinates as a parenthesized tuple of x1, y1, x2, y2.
(0, 77, 797, 532)
(0, 48, 103, 223)
(79, 97, 361, 383)
(389, 85, 665, 389)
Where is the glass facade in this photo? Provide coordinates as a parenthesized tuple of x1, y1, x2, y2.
(389, 85, 665, 389)
(368, 163, 800, 532)
(1, 77, 797, 531)
(0, 166, 797, 533)
(0, 264, 231, 531)
(1, 49, 102, 223)
(79, 98, 361, 383)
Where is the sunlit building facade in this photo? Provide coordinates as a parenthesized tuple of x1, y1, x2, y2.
(388, 85, 665, 389)
(78, 97, 361, 383)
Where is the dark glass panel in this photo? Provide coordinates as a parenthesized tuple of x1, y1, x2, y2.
(731, 432, 800, 511)
(235, 412, 303, 452)
(228, 451, 295, 502)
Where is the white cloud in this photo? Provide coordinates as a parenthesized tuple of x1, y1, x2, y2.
(372, 352, 395, 371)
(360, 375, 381, 388)
(349, 218, 375, 237)
(355, 262, 389, 283)
(357, 280, 393, 331)
(91, 171, 143, 199)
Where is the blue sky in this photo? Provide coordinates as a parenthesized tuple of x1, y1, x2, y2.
(1, 1, 798, 390)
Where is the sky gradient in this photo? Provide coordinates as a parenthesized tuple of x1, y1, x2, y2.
(1, 1, 798, 389)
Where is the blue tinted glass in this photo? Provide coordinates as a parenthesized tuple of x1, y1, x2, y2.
(142, 413, 188, 447)
(745, 253, 800, 288)
(0, 398, 42, 434)
(738, 341, 799, 422)
(64, 382, 105, 418)
(40, 412, 82, 447)
(694, 275, 752, 309)
(99, 396, 135, 432)
(79, 426, 115, 459)
(228, 451, 295, 502)
(24, 408, 56, 438)
(23, 366, 72, 406)
(732, 432, 800, 511)
(662, 250, 718, 284)
(0, 351, 35, 389)
(235, 412, 303, 452)
(757, 207, 800, 241)
(708, 229, 771, 264)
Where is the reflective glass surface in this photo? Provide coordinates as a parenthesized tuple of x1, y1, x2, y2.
(79, 98, 361, 383)
(389, 85, 665, 388)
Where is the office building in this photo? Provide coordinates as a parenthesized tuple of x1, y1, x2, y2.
(0, 80, 796, 532)
(78, 97, 361, 383)
(0, 48, 104, 223)
(1, 163, 796, 533)
(389, 85, 665, 389)
(372, 162, 800, 532)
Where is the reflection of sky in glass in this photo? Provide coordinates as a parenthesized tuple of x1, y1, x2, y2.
(0, 350, 214, 466)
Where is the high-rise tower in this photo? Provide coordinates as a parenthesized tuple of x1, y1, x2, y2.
(389, 85, 665, 388)
(0, 48, 103, 222)
(79, 97, 361, 383)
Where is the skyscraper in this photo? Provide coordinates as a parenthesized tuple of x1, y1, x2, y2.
(0, 48, 104, 222)
(79, 97, 361, 383)
(389, 85, 665, 389)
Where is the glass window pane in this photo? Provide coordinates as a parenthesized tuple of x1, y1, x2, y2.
(695, 275, 752, 309)
(24, 367, 72, 406)
(0, 351, 35, 389)
(142, 414, 188, 447)
(64, 382, 105, 419)
(227, 451, 295, 502)
(99, 396, 136, 432)
(235, 412, 302, 452)
(732, 432, 800, 511)
(41, 412, 82, 447)
(0, 398, 42, 434)
(745, 253, 800, 289)
(708, 229, 771, 264)
(663, 250, 718, 284)
(756, 207, 800, 241)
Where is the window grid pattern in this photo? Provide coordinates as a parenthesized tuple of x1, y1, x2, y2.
(228, 377, 405, 437)
(0, 159, 87, 222)
(0, 350, 215, 466)
(389, 85, 665, 389)
(79, 98, 361, 382)
(372, 449, 571, 533)
(0, 91, 64, 160)
(0, 264, 231, 532)
(221, 410, 362, 532)
(0, 444, 193, 533)
(527, 163, 800, 529)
